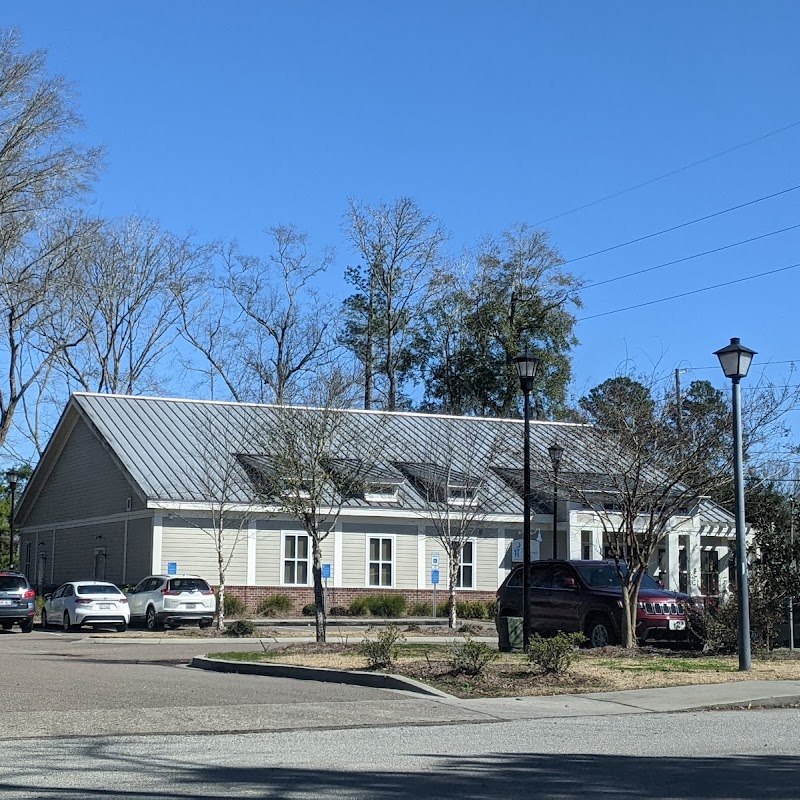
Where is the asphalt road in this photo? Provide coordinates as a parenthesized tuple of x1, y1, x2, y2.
(3, 627, 800, 799)
(1, 709, 799, 799)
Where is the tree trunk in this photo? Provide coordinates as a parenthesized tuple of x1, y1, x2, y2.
(216, 552, 226, 632)
(448, 548, 459, 629)
(312, 537, 326, 643)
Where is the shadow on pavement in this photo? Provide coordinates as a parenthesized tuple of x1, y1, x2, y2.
(5, 749, 799, 799)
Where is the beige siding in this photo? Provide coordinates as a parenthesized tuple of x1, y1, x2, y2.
(254, 525, 333, 588)
(160, 521, 247, 586)
(23, 416, 144, 527)
(341, 522, 419, 589)
(475, 529, 499, 590)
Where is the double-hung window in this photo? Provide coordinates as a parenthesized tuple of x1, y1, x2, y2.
(283, 534, 310, 585)
(455, 540, 475, 588)
(368, 537, 393, 587)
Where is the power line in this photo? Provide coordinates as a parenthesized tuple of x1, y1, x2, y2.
(563, 183, 800, 266)
(680, 360, 800, 372)
(578, 260, 800, 321)
(533, 119, 800, 227)
(583, 222, 800, 290)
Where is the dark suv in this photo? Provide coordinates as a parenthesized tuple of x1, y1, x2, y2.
(0, 571, 35, 633)
(496, 560, 688, 647)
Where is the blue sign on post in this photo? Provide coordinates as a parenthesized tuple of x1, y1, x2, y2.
(431, 569, 439, 585)
(322, 563, 332, 579)
(167, 562, 177, 575)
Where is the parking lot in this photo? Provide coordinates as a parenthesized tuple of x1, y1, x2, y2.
(0, 626, 488, 740)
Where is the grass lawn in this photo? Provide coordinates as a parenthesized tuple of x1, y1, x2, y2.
(206, 641, 800, 699)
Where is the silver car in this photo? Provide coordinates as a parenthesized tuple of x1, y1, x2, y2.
(126, 574, 216, 630)
(0, 571, 35, 632)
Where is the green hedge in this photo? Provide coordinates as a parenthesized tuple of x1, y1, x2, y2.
(348, 593, 407, 618)
(257, 593, 293, 617)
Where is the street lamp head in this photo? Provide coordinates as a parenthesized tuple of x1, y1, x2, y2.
(514, 348, 540, 394)
(714, 337, 757, 381)
(5, 469, 23, 490)
(548, 441, 564, 470)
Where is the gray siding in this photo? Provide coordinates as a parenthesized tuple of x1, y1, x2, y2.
(124, 516, 153, 585)
(255, 526, 334, 587)
(24, 416, 143, 527)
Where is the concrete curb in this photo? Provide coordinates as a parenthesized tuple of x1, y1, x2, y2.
(190, 655, 454, 698)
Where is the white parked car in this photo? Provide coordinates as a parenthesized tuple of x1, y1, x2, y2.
(126, 574, 216, 630)
(42, 581, 130, 632)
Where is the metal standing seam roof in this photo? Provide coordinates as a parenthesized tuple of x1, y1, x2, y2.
(66, 392, 736, 526)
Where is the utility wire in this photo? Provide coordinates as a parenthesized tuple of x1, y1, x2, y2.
(564, 184, 800, 266)
(582, 222, 800, 290)
(579, 260, 800, 321)
(533, 120, 800, 227)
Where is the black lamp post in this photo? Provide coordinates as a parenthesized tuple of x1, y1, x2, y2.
(515, 348, 539, 651)
(713, 337, 757, 672)
(549, 441, 563, 560)
(5, 469, 23, 568)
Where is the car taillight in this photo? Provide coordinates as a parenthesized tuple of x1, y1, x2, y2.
(201, 590, 213, 595)
(119, 598, 128, 604)
(22, 589, 35, 599)
(161, 589, 180, 595)
(75, 598, 93, 604)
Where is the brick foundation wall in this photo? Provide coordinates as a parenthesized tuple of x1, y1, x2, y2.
(222, 585, 497, 616)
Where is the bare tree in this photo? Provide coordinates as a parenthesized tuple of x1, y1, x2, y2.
(0, 29, 101, 452)
(179, 226, 335, 404)
(404, 419, 505, 627)
(555, 371, 800, 648)
(342, 197, 447, 410)
(53, 214, 204, 395)
(174, 404, 261, 631)
(253, 369, 378, 642)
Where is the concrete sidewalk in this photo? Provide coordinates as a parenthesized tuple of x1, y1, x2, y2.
(192, 654, 800, 719)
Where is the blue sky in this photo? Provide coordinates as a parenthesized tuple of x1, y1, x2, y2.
(6, 2, 800, 407)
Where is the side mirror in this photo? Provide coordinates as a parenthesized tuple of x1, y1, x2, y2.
(44, 594, 52, 600)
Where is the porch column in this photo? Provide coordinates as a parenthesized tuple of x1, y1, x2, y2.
(151, 514, 163, 574)
(333, 524, 343, 589)
(246, 519, 257, 585)
(687, 529, 701, 596)
(718, 543, 731, 597)
(667, 532, 680, 592)
(567, 518, 582, 560)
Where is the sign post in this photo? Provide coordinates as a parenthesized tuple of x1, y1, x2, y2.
(322, 563, 332, 617)
(431, 552, 440, 618)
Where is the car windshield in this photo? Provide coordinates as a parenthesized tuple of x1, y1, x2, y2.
(574, 564, 661, 591)
(76, 584, 121, 595)
(168, 578, 210, 592)
(0, 576, 26, 591)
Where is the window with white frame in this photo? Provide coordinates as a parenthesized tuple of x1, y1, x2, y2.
(283, 534, 310, 585)
(455, 540, 475, 588)
(368, 536, 393, 587)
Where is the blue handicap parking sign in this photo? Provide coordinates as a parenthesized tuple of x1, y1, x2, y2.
(322, 563, 332, 579)
(431, 569, 439, 585)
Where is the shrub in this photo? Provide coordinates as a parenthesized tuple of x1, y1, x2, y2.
(219, 592, 247, 618)
(527, 632, 586, 676)
(358, 624, 405, 669)
(225, 619, 256, 637)
(365, 593, 407, 618)
(348, 597, 370, 616)
(329, 606, 350, 617)
(449, 637, 499, 677)
(443, 599, 491, 620)
(409, 601, 432, 616)
(257, 594, 293, 617)
(302, 603, 317, 616)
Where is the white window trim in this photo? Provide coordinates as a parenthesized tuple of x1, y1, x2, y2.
(364, 484, 400, 504)
(455, 538, 477, 590)
(281, 531, 311, 587)
(365, 533, 396, 589)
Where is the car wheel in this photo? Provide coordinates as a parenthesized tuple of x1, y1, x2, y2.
(116, 621, 128, 633)
(1, 622, 12, 630)
(20, 619, 33, 633)
(41, 609, 48, 629)
(62, 612, 77, 633)
(586, 616, 616, 648)
(145, 606, 161, 631)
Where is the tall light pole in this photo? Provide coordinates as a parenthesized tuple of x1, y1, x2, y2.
(5, 469, 23, 569)
(515, 349, 539, 651)
(714, 337, 757, 672)
(549, 441, 563, 560)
